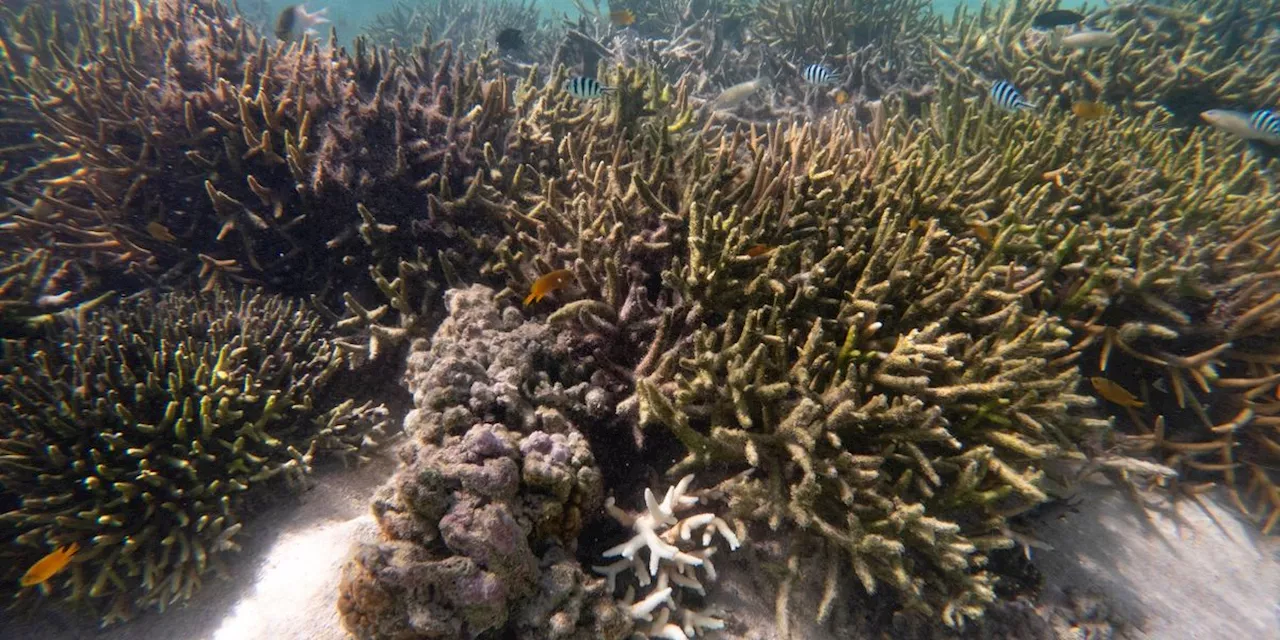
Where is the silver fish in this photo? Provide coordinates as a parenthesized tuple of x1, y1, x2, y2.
(1201, 109, 1280, 143)
(1059, 29, 1118, 50)
(712, 78, 769, 109)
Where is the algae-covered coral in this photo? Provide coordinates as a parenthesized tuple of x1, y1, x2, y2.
(0, 289, 388, 623)
(337, 286, 620, 639)
(0, 0, 513, 312)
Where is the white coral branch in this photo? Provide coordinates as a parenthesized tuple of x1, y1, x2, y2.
(595, 475, 739, 638)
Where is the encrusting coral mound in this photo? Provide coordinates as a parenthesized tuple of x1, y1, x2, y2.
(0, 289, 389, 624)
(338, 286, 625, 639)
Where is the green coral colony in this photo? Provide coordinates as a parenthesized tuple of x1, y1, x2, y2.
(0, 0, 1278, 635)
(0, 290, 386, 622)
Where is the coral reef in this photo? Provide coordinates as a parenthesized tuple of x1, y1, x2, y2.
(492, 77, 1105, 625)
(0, 289, 389, 624)
(337, 286, 624, 639)
(889, 88, 1280, 535)
(364, 0, 549, 58)
(932, 0, 1280, 129)
(0, 0, 515, 312)
(593, 474, 740, 639)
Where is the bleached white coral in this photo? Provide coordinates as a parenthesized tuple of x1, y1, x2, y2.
(592, 475, 740, 639)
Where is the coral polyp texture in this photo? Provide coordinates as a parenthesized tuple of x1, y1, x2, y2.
(593, 475, 740, 639)
(337, 286, 623, 639)
(0, 0, 513, 310)
(0, 289, 389, 624)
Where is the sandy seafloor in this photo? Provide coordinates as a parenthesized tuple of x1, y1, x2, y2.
(3, 443, 1277, 640)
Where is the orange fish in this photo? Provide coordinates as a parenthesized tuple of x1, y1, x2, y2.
(833, 89, 849, 106)
(609, 9, 636, 27)
(524, 269, 575, 306)
(969, 223, 994, 244)
(1071, 101, 1106, 120)
(20, 543, 79, 587)
(1090, 377, 1144, 408)
(744, 244, 773, 257)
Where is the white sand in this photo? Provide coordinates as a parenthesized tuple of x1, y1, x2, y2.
(3, 458, 1277, 640)
(0, 454, 393, 640)
(1033, 483, 1280, 639)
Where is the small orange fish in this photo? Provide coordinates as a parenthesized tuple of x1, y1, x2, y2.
(1071, 101, 1107, 120)
(969, 223, 994, 244)
(20, 543, 79, 587)
(833, 89, 849, 106)
(1090, 377, 1144, 408)
(146, 221, 177, 242)
(744, 244, 773, 257)
(609, 9, 636, 27)
(524, 269, 575, 306)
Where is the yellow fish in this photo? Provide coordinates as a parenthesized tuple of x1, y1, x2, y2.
(833, 89, 849, 106)
(524, 269, 575, 306)
(1090, 377, 1144, 408)
(1071, 101, 1107, 120)
(21, 543, 79, 587)
(609, 9, 636, 27)
(969, 223, 994, 244)
(146, 221, 177, 243)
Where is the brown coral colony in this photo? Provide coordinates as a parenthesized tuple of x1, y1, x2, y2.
(1, 0, 1278, 637)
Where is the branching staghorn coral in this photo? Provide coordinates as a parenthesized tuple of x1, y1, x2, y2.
(880, 87, 1280, 534)
(932, 0, 1280, 127)
(0, 289, 389, 624)
(753, 0, 939, 62)
(0, 0, 516, 312)
(593, 475, 740, 639)
(363, 0, 547, 59)
(626, 111, 1106, 628)
(492, 83, 1104, 624)
(0, 249, 112, 338)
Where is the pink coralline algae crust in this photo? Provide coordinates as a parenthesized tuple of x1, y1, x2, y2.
(338, 286, 629, 639)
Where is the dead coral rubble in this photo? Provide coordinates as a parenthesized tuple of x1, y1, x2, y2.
(338, 285, 626, 639)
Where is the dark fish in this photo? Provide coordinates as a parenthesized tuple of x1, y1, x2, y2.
(496, 27, 525, 53)
(802, 64, 838, 86)
(1031, 10, 1085, 31)
(564, 76, 613, 100)
(274, 4, 328, 41)
(990, 80, 1035, 111)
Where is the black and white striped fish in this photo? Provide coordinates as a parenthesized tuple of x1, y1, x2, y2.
(1201, 109, 1280, 143)
(802, 64, 838, 86)
(1250, 109, 1280, 139)
(564, 76, 613, 100)
(990, 80, 1035, 111)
